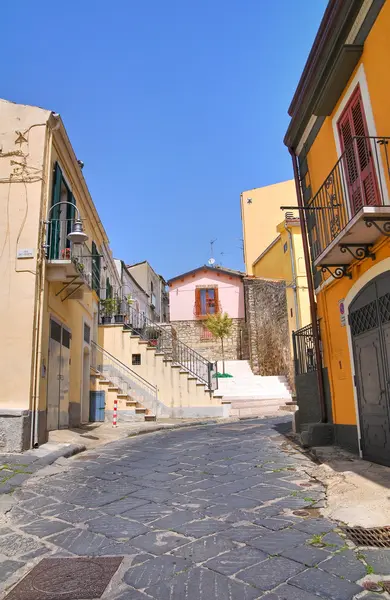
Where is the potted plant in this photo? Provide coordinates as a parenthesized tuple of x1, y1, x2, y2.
(101, 297, 117, 325)
(61, 248, 71, 260)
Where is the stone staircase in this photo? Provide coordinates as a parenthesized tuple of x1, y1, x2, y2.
(213, 360, 294, 417)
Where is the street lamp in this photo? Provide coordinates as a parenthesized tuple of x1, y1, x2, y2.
(45, 201, 88, 245)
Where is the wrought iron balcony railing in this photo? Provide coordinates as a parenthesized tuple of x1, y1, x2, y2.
(45, 218, 100, 292)
(307, 136, 390, 263)
(292, 321, 323, 376)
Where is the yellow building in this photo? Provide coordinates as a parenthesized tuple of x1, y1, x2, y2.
(0, 99, 120, 451)
(252, 214, 310, 346)
(285, 0, 390, 465)
(241, 180, 297, 275)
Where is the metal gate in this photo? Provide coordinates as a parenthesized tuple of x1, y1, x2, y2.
(47, 319, 71, 431)
(350, 273, 390, 466)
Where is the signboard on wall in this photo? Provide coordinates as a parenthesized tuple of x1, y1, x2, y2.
(338, 299, 346, 327)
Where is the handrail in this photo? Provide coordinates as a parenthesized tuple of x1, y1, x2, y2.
(91, 340, 157, 393)
(122, 305, 218, 391)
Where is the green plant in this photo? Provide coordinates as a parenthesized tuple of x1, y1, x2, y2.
(101, 297, 118, 317)
(126, 294, 134, 306)
(204, 312, 233, 374)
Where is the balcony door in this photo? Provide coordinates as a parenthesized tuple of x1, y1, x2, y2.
(338, 85, 380, 216)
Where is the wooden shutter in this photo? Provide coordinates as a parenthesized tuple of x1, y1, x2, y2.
(49, 163, 62, 259)
(214, 287, 220, 313)
(338, 86, 379, 214)
(92, 241, 101, 296)
(195, 288, 201, 317)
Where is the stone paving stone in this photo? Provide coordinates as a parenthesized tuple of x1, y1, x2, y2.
(281, 543, 330, 567)
(205, 546, 268, 576)
(172, 518, 229, 538)
(217, 494, 261, 510)
(145, 565, 262, 600)
(321, 531, 347, 549)
(263, 583, 328, 599)
(36, 502, 77, 517)
(129, 488, 173, 503)
(254, 517, 294, 531)
(149, 510, 203, 531)
(202, 504, 231, 518)
(19, 547, 50, 561)
(0, 526, 14, 535)
(292, 518, 336, 536)
(1, 533, 46, 558)
(241, 485, 289, 502)
(47, 528, 108, 555)
(172, 535, 237, 562)
(121, 503, 173, 524)
(111, 588, 152, 599)
(131, 531, 189, 555)
(20, 519, 71, 538)
(318, 549, 367, 581)
(219, 524, 267, 542)
(57, 507, 104, 524)
(236, 556, 305, 591)
(88, 515, 149, 540)
(0, 559, 25, 583)
(361, 549, 390, 574)
(100, 497, 148, 515)
(20, 496, 61, 512)
(289, 568, 363, 599)
(124, 555, 191, 588)
(248, 529, 309, 555)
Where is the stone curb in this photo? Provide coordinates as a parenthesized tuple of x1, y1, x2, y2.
(34, 443, 86, 467)
(126, 420, 220, 437)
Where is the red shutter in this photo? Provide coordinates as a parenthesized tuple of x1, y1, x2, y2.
(214, 287, 220, 313)
(195, 288, 201, 317)
(338, 85, 379, 215)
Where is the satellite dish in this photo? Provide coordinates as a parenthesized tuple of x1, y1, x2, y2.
(208, 258, 216, 265)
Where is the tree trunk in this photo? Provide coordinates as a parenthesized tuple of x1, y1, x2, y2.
(221, 337, 225, 374)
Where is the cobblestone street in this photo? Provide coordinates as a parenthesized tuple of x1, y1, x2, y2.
(1, 418, 389, 599)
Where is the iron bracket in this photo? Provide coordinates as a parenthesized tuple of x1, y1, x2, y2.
(364, 216, 390, 237)
(55, 276, 79, 297)
(320, 265, 352, 280)
(62, 282, 84, 302)
(339, 243, 376, 261)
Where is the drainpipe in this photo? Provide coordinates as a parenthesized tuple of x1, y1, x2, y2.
(288, 147, 327, 423)
(284, 221, 300, 331)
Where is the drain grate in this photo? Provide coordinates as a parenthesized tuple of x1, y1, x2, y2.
(4, 557, 123, 600)
(342, 526, 390, 548)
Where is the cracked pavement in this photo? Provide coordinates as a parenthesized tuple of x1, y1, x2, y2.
(1, 417, 389, 599)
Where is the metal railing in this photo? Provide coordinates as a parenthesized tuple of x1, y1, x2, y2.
(91, 340, 159, 414)
(307, 136, 390, 261)
(119, 304, 218, 391)
(292, 321, 322, 375)
(45, 218, 100, 291)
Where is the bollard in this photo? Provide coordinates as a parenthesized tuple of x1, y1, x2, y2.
(112, 398, 118, 427)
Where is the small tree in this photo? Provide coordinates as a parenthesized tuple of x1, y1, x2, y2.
(205, 312, 233, 374)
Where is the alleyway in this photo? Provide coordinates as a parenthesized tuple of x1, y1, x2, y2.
(1, 418, 389, 599)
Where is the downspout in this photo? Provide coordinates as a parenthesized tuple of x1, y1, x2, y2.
(288, 147, 327, 423)
(284, 221, 300, 331)
(31, 122, 53, 448)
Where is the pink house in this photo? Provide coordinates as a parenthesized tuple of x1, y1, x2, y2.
(168, 265, 248, 362)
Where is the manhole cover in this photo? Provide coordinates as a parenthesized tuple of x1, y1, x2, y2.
(342, 526, 390, 548)
(4, 557, 123, 600)
(293, 510, 310, 517)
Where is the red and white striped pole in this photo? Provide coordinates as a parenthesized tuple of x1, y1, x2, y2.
(112, 399, 118, 427)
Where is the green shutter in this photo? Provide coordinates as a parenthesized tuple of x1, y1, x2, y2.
(92, 241, 101, 296)
(49, 163, 62, 259)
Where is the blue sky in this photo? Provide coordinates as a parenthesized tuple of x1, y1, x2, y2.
(2, 0, 326, 279)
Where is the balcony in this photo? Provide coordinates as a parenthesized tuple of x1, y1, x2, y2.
(45, 218, 97, 300)
(308, 136, 390, 276)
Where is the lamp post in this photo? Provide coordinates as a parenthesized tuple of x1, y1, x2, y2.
(43, 201, 88, 255)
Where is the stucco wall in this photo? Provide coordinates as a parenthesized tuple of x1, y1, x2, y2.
(241, 180, 297, 275)
(169, 270, 244, 321)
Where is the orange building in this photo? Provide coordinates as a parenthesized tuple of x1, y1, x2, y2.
(285, 0, 390, 466)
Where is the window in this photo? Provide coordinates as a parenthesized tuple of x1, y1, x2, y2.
(49, 163, 76, 260)
(84, 323, 90, 344)
(195, 287, 219, 317)
(132, 354, 141, 366)
(283, 242, 288, 253)
(200, 326, 213, 341)
(337, 85, 379, 215)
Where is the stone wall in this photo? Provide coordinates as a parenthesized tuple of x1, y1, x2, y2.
(170, 319, 249, 363)
(244, 277, 293, 383)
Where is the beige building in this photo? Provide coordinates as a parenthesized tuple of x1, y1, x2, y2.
(241, 180, 297, 275)
(0, 98, 121, 451)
